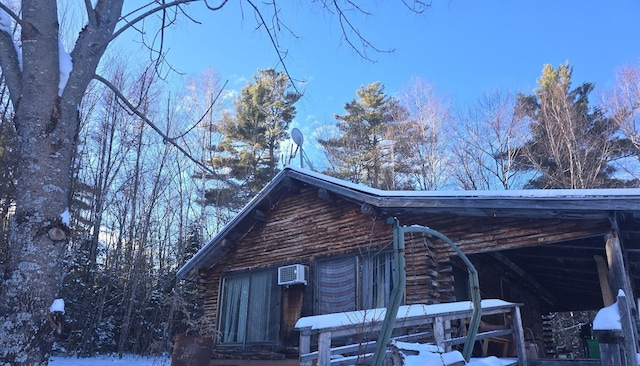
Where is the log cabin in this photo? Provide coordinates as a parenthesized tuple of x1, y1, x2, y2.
(176, 166, 640, 365)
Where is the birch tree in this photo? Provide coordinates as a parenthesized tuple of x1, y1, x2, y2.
(395, 78, 453, 190)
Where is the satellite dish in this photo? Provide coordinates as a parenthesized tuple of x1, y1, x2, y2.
(290, 128, 304, 168)
(292, 128, 304, 146)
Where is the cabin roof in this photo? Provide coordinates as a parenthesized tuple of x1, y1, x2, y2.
(177, 166, 640, 283)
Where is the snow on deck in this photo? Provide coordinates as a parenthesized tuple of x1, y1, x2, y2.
(295, 299, 515, 330)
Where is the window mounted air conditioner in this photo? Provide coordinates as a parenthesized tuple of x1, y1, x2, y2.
(278, 264, 308, 286)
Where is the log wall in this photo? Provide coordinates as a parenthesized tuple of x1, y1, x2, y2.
(200, 185, 611, 359)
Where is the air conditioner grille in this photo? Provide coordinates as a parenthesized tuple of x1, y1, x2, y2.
(278, 264, 308, 285)
(280, 266, 298, 282)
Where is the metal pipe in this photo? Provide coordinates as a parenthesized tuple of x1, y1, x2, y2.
(371, 219, 481, 365)
(371, 217, 406, 366)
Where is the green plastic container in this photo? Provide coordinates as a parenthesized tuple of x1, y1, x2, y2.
(586, 339, 600, 359)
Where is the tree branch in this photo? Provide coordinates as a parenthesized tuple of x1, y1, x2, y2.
(112, 0, 205, 42)
(83, 0, 97, 25)
(329, 0, 392, 61)
(0, 32, 21, 108)
(65, 0, 124, 104)
(245, 0, 302, 96)
(204, 0, 229, 11)
(0, 3, 22, 26)
(0, 4, 21, 108)
(94, 73, 224, 180)
(171, 79, 229, 140)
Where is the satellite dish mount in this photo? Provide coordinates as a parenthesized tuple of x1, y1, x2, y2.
(291, 128, 304, 168)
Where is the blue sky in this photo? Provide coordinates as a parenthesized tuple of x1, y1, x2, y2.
(121, 1, 639, 162)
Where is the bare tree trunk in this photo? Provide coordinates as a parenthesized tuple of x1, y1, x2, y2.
(0, 2, 123, 363)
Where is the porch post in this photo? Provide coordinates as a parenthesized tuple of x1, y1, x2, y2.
(299, 328, 312, 366)
(511, 306, 528, 366)
(605, 231, 635, 309)
(318, 331, 331, 366)
(434, 316, 445, 349)
(618, 291, 639, 366)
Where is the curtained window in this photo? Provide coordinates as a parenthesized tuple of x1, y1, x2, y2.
(219, 269, 280, 345)
(316, 256, 358, 314)
(363, 251, 395, 309)
(316, 251, 396, 314)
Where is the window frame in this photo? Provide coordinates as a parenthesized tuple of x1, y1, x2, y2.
(314, 250, 397, 315)
(218, 267, 281, 346)
(315, 255, 360, 315)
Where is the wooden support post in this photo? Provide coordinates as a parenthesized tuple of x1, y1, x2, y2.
(618, 292, 638, 366)
(511, 306, 528, 366)
(444, 319, 452, 351)
(434, 316, 445, 350)
(595, 255, 615, 306)
(605, 229, 639, 354)
(599, 342, 623, 366)
(299, 328, 312, 366)
(606, 232, 634, 306)
(318, 331, 332, 366)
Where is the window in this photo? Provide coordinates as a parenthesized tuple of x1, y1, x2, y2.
(315, 251, 396, 315)
(362, 251, 395, 309)
(219, 269, 280, 344)
(316, 256, 358, 314)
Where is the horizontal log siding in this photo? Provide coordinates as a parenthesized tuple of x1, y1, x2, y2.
(202, 188, 395, 344)
(201, 187, 612, 349)
(394, 214, 610, 260)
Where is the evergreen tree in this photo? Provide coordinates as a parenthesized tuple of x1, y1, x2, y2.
(319, 82, 405, 188)
(513, 63, 630, 188)
(206, 68, 300, 211)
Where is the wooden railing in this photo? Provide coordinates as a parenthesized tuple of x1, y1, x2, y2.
(294, 299, 527, 366)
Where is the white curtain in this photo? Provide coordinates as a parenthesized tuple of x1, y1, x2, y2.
(372, 251, 395, 308)
(247, 270, 278, 342)
(220, 275, 249, 343)
(220, 270, 279, 344)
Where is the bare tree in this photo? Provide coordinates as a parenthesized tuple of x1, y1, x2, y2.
(604, 63, 640, 181)
(0, 1, 428, 363)
(393, 78, 453, 190)
(453, 91, 529, 190)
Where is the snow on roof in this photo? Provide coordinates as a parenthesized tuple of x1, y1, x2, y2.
(287, 165, 640, 199)
(178, 165, 640, 280)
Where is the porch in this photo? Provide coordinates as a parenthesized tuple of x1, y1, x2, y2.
(294, 299, 527, 366)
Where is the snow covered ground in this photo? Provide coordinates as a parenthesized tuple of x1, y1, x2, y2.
(46, 294, 626, 366)
(48, 354, 507, 366)
(49, 355, 171, 366)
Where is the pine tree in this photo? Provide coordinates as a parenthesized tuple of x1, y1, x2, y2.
(513, 63, 630, 188)
(319, 82, 404, 188)
(205, 68, 300, 211)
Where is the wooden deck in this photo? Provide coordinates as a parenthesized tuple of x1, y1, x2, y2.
(294, 299, 528, 366)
